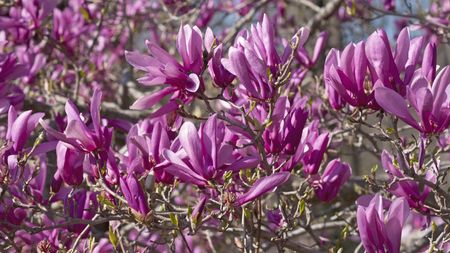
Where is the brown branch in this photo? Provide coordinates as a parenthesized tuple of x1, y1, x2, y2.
(222, 0, 271, 46)
(306, 0, 343, 33)
(23, 94, 151, 123)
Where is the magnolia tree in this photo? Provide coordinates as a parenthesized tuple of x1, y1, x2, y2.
(1, 0, 450, 252)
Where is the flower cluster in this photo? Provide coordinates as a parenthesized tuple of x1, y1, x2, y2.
(1, 1, 449, 252)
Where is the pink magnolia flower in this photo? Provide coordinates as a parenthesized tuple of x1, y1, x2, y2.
(40, 89, 119, 186)
(357, 194, 410, 253)
(310, 159, 351, 202)
(125, 24, 205, 116)
(375, 65, 450, 134)
(222, 14, 309, 100)
(120, 173, 150, 216)
(0, 49, 27, 113)
(163, 114, 258, 186)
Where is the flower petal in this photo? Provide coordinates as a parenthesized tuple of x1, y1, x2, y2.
(374, 86, 420, 130)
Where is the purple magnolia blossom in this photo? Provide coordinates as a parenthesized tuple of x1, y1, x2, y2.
(40, 88, 118, 185)
(0, 0, 56, 43)
(222, 14, 309, 100)
(296, 31, 328, 69)
(52, 3, 88, 57)
(267, 209, 285, 231)
(120, 173, 150, 217)
(205, 28, 234, 88)
(302, 121, 329, 175)
(126, 119, 175, 184)
(125, 24, 205, 116)
(325, 27, 433, 110)
(236, 171, 290, 206)
(56, 141, 84, 186)
(0, 198, 27, 228)
(7, 154, 50, 205)
(163, 114, 259, 186)
(288, 31, 327, 88)
(324, 41, 377, 108)
(15, 223, 64, 253)
(310, 159, 351, 202)
(262, 96, 308, 155)
(0, 49, 27, 113)
(375, 66, 450, 134)
(381, 150, 436, 212)
(357, 194, 410, 253)
(366, 28, 426, 95)
(4, 106, 44, 155)
(64, 190, 98, 234)
(323, 49, 345, 110)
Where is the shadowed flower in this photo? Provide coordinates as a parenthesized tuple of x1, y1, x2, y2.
(381, 150, 436, 212)
(120, 173, 150, 217)
(310, 159, 351, 202)
(0, 49, 27, 113)
(64, 190, 98, 234)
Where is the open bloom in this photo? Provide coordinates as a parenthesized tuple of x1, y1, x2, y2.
(40, 88, 118, 185)
(375, 66, 450, 134)
(125, 24, 205, 116)
(356, 194, 410, 253)
(310, 159, 351, 202)
(163, 114, 259, 186)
